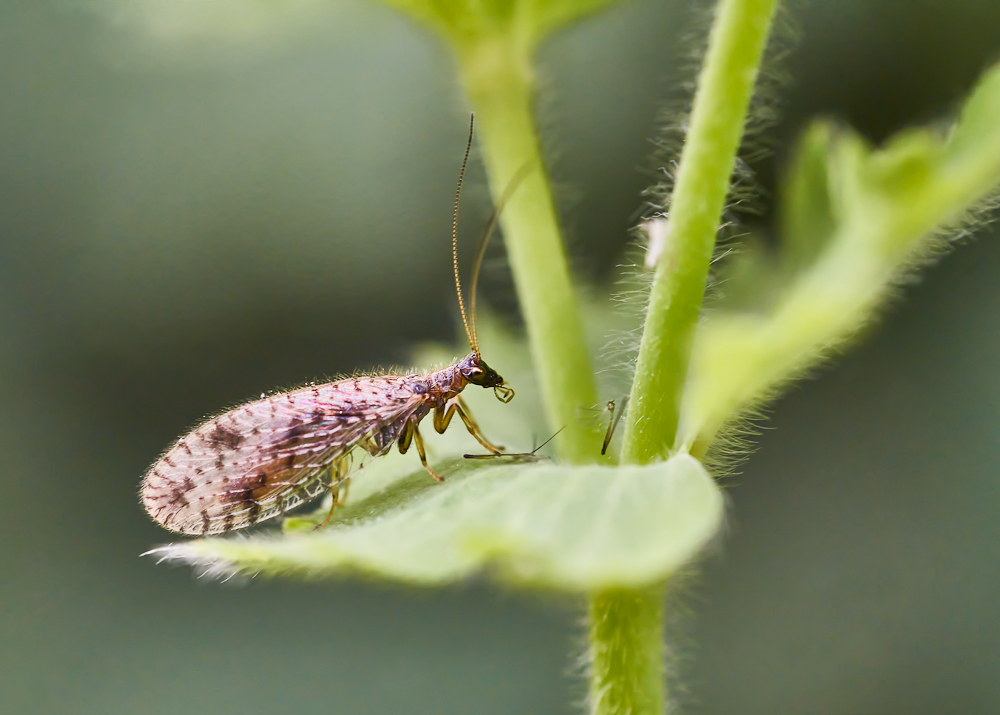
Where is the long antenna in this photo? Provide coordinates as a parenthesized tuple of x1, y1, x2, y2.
(467, 160, 535, 352)
(453, 114, 477, 354)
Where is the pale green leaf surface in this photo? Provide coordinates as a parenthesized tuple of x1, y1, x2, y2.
(150, 454, 723, 591)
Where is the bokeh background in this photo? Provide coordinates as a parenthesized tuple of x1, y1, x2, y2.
(3, 1, 1000, 713)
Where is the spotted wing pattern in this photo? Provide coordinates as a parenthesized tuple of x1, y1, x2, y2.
(142, 375, 426, 535)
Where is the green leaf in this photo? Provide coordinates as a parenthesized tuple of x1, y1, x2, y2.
(375, 0, 623, 50)
(946, 60, 1000, 167)
(522, 0, 627, 42)
(779, 122, 838, 273)
(149, 453, 723, 591)
(680, 60, 1000, 455)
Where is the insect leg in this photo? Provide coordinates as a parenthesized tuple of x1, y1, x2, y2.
(396, 417, 444, 481)
(412, 422, 445, 482)
(360, 435, 381, 457)
(434, 397, 502, 455)
(457, 398, 503, 454)
(316, 456, 352, 529)
(397, 420, 414, 454)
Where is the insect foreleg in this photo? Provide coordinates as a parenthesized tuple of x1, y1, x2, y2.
(431, 399, 457, 433)
(433, 397, 502, 455)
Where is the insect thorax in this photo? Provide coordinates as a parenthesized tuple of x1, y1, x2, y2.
(414, 363, 467, 406)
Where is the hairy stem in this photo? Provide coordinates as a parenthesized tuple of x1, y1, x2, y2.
(588, 586, 666, 715)
(457, 38, 605, 464)
(621, 0, 780, 464)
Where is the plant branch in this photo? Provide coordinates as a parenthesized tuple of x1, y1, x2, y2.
(457, 38, 606, 464)
(588, 586, 666, 715)
(621, 0, 780, 464)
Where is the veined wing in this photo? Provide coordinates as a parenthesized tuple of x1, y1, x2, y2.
(142, 375, 426, 535)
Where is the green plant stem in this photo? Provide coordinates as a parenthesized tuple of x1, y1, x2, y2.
(588, 586, 666, 715)
(621, 0, 780, 464)
(457, 38, 605, 465)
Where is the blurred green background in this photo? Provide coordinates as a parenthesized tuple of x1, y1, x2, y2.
(3, 1, 1000, 713)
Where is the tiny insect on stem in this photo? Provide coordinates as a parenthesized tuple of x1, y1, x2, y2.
(601, 396, 629, 456)
(140, 115, 528, 536)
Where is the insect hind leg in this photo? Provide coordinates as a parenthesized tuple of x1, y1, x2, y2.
(316, 455, 352, 530)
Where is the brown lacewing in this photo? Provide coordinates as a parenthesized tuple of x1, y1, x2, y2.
(141, 115, 523, 536)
